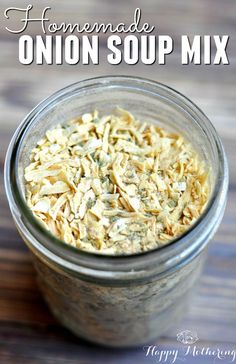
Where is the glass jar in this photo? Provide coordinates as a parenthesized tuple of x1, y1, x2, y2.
(4, 76, 228, 347)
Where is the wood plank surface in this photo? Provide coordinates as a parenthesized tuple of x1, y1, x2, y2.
(0, 1, 236, 363)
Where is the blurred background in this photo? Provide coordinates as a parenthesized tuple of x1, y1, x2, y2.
(0, 1, 235, 363)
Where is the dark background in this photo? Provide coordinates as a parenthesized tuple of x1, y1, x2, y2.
(0, 1, 236, 363)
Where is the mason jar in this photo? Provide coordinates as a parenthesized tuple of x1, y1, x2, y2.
(4, 76, 228, 347)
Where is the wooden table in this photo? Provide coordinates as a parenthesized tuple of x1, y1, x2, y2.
(0, 1, 235, 363)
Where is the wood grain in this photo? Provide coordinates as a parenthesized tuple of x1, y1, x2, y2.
(0, 0, 236, 363)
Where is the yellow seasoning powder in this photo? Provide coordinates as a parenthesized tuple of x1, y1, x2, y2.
(24, 108, 210, 255)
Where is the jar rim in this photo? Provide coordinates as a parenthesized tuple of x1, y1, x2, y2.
(4, 75, 229, 281)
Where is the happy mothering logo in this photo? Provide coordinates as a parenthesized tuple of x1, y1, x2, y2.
(176, 329, 199, 345)
(143, 330, 236, 363)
